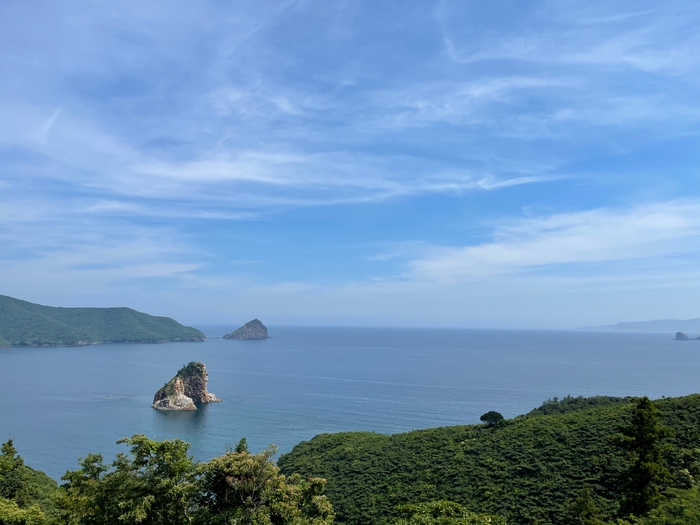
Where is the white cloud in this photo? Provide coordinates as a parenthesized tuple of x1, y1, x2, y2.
(373, 77, 577, 128)
(437, 3, 700, 75)
(4, 1, 700, 328)
(0, 102, 556, 214)
(0, 209, 203, 294)
(38, 108, 61, 144)
(408, 200, 700, 282)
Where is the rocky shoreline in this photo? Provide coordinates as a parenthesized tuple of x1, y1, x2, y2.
(152, 361, 222, 411)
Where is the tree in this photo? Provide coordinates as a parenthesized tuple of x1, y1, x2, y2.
(0, 497, 48, 525)
(58, 435, 334, 525)
(196, 443, 334, 525)
(59, 435, 198, 525)
(0, 440, 26, 502)
(633, 486, 700, 525)
(618, 397, 674, 517)
(563, 486, 603, 525)
(392, 500, 506, 525)
(479, 411, 504, 427)
(234, 437, 248, 454)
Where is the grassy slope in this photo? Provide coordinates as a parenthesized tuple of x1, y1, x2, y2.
(0, 295, 205, 346)
(278, 395, 700, 525)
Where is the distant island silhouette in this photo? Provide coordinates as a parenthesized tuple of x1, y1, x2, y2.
(223, 319, 269, 340)
(0, 294, 204, 347)
(582, 317, 700, 332)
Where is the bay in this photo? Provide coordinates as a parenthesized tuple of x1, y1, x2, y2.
(1, 326, 698, 480)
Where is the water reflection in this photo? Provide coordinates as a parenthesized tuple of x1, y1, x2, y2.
(152, 403, 211, 439)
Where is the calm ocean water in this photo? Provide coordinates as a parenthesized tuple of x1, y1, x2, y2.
(1, 327, 698, 480)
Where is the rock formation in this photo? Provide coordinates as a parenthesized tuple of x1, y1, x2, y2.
(152, 361, 222, 410)
(223, 319, 269, 340)
(675, 332, 690, 340)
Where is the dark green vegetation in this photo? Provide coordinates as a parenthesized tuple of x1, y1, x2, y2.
(176, 361, 206, 378)
(1, 436, 333, 525)
(525, 395, 629, 416)
(5, 394, 700, 525)
(0, 295, 204, 347)
(0, 439, 58, 523)
(391, 501, 506, 525)
(479, 411, 504, 427)
(618, 397, 674, 516)
(279, 394, 700, 525)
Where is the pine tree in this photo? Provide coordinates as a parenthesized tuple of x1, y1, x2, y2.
(618, 397, 673, 517)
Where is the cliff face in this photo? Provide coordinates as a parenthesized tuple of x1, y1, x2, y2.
(223, 319, 269, 340)
(152, 362, 221, 410)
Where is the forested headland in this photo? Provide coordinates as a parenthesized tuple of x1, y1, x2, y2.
(3, 394, 700, 524)
(0, 295, 204, 347)
(279, 394, 700, 525)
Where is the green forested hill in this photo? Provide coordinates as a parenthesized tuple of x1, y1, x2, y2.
(0, 295, 205, 346)
(278, 394, 700, 525)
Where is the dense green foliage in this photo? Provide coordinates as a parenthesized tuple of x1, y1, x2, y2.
(525, 395, 630, 417)
(391, 501, 506, 525)
(5, 394, 700, 525)
(0, 295, 204, 346)
(0, 440, 58, 524)
(562, 486, 604, 525)
(196, 442, 334, 525)
(0, 441, 25, 501)
(176, 361, 206, 378)
(618, 397, 674, 516)
(56, 435, 334, 525)
(0, 498, 48, 525)
(278, 395, 700, 525)
(629, 486, 700, 524)
(479, 412, 504, 427)
(58, 435, 199, 525)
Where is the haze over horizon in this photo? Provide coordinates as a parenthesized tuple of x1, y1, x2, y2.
(2, 1, 700, 329)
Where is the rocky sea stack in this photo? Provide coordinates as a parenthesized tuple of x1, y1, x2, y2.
(152, 361, 222, 410)
(223, 319, 269, 340)
(675, 332, 691, 340)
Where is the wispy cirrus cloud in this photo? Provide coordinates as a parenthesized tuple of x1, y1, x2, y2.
(2, 1, 700, 326)
(372, 76, 578, 129)
(408, 200, 700, 282)
(0, 102, 555, 212)
(436, 1, 700, 74)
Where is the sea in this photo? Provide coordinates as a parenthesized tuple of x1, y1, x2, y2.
(1, 326, 698, 480)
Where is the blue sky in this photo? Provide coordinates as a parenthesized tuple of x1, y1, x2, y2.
(2, 1, 700, 328)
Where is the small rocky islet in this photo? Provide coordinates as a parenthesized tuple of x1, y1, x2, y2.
(152, 361, 221, 410)
(674, 331, 700, 341)
(223, 319, 269, 340)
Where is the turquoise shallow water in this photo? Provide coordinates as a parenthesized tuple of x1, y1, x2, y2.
(1, 326, 698, 480)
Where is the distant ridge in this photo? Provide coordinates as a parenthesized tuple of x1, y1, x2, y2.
(0, 295, 205, 347)
(581, 317, 700, 333)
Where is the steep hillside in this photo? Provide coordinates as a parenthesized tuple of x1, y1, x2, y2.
(0, 295, 205, 346)
(279, 395, 700, 525)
